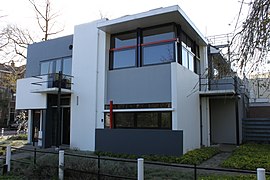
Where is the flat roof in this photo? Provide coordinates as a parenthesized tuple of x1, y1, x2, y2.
(97, 5, 207, 46)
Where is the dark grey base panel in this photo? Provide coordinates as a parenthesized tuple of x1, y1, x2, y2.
(95, 129, 183, 156)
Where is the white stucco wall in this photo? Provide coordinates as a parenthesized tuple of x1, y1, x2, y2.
(16, 78, 47, 110)
(70, 19, 106, 151)
(171, 63, 200, 153)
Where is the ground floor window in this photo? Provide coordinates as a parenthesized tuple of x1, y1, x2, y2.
(105, 111, 172, 129)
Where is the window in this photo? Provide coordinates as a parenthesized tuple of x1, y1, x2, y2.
(109, 24, 177, 69)
(40, 57, 72, 88)
(105, 111, 172, 129)
(182, 42, 195, 71)
(110, 32, 137, 69)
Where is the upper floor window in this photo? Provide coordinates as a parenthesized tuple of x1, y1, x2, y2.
(109, 24, 177, 70)
(142, 26, 176, 66)
(110, 32, 137, 69)
(40, 57, 72, 89)
(40, 57, 72, 76)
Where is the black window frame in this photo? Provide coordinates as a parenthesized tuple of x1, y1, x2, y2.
(104, 111, 172, 130)
(109, 23, 178, 70)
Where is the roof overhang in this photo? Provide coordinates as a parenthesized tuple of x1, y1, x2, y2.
(97, 5, 207, 46)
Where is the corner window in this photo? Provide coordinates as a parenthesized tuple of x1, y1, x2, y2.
(109, 24, 177, 70)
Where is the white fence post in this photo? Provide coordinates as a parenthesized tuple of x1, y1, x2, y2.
(257, 168, 265, 180)
(6, 145, 11, 172)
(1, 128, 4, 137)
(59, 150, 64, 180)
(137, 158, 144, 180)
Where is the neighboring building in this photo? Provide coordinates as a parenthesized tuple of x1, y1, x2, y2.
(248, 72, 270, 103)
(0, 61, 25, 127)
(16, 5, 248, 155)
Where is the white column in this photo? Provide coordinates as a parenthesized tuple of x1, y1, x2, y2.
(201, 97, 211, 146)
(27, 110, 32, 144)
(59, 150, 65, 180)
(137, 158, 144, 180)
(6, 145, 11, 172)
(257, 168, 265, 180)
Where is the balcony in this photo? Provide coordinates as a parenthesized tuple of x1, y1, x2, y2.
(199, 76, 249, 97)
(31, 73, 73, 94)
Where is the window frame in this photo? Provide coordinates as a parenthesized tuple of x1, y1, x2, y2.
(109, 23, 178, 70)
(104, 111, 172, 130)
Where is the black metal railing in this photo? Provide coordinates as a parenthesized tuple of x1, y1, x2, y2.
(199, 75, 249, 95)
(1, 145, 270, 179)
(31, 72, 73, 90)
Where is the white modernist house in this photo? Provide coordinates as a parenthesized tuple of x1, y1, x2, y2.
(16, 5, 247, 155)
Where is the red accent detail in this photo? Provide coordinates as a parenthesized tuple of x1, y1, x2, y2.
(141, 38, 177, 47)
(110, 45, 137, 51)
(109, 100, 113, 129)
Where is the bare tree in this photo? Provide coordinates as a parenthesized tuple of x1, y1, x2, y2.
(28, 0, 64, 41)
(233, 0, 270, 74)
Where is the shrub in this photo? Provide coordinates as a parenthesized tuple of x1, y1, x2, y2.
(95, 147, 220, 165)
(7, 134, 27, 141)
(222, 143, 270, 171)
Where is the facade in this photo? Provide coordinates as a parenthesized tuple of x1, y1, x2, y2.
(16, 5, 247, 155)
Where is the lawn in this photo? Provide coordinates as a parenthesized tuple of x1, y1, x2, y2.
(222, 143, 270, 171)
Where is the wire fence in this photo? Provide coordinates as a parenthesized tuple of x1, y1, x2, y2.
(1, 145, 269, 179)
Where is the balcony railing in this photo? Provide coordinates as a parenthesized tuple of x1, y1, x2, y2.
(199, 75, 249, 96)
(30, 72, 73, 94)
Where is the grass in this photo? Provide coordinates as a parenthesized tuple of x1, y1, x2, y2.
(222, 143, 270, 171)
(96, 146, 220, 165)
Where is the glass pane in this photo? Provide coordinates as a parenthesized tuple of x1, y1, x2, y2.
(143, 25, 175, 43)
(182, 47, 188, 68)
(55, 59, 62, 74)
(143, 43, 174, 65)
(63, 57, 72, 76)
(113, 48, 136, 69)
(188, 53, 194, 71)
(40, 61, 53, 75)
(115, 113, 135, 128)
(114, 32, 137, 48)
(161, 112, 171, 128)
(137, 112, 159, 128)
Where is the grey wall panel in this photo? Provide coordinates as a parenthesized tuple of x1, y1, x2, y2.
(107, 64, 171, 104)
(26, 35, 73, 77)
(96, 129, 183, 156)
(210, 98, 236, 144)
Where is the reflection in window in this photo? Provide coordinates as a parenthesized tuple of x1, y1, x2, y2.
(143, 26, 175, 43)
(105, 111, 172, 129)
(143, 43, 174, 65)
(40, 61, 53, 75)
(113, 49, 136, 69)
(110, 32, 137, 69)
(63, 57, 72, 76)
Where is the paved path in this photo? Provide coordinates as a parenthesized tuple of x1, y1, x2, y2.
(200, 152, 232, 168)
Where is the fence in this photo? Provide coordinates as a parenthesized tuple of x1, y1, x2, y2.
(1, 145, 269, 179)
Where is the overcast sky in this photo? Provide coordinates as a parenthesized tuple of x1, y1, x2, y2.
(1, 0, 251, 39)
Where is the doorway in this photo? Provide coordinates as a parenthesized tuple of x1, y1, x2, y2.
(61, 107, 70, 145)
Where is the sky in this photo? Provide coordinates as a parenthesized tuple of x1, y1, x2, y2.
(1, 0, 251, 38)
